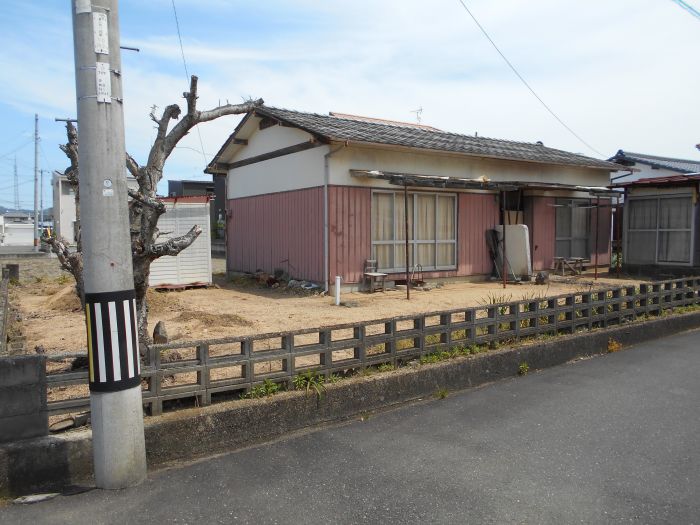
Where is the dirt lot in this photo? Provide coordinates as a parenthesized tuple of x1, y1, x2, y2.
(5, 256, 645, 356)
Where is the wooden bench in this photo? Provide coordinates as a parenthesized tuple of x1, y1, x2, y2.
(363, 259, 387, 293)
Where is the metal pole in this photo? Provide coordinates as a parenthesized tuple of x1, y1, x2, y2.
(501, 190, 507, 289)
(33, 114, 40, 252)
(616, 195, 622, 278)
(71, 0, 146, 489)
(40, 170, 44, 229)
(594, 197, 600, 280)
(404, 182, 410, 300)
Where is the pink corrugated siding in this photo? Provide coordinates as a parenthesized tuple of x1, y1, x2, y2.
(457, 193, 500, 275)
(528, 197, 556, 271)
(591, 200, 612, 266)
(227, 188, 323, 282)
(329, 186, 371, 283)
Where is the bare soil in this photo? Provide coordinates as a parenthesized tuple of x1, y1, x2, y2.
(6, 257, 645, 356)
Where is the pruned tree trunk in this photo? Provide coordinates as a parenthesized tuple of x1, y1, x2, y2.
(45, 75, 263, 352)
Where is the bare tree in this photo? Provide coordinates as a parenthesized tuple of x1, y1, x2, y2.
(45, 75, 263, 348)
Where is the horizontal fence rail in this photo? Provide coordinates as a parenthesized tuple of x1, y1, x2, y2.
(45, 277, 700, 416)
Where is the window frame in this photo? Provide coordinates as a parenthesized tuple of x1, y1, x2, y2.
(371, 190, 458, 273)
(555, 198, 591, 259)
(625, 194, 694, 266)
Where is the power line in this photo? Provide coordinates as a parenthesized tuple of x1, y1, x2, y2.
(455, 0, 604, 157)
(170, 0, 209, 169)
(670, 0, 700, 19)
(0, 138, 33, 160)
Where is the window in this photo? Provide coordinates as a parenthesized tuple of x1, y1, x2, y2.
(371, 191, 457, 272)
(555, 198, 590, 259)
(627, 195, 693, 264)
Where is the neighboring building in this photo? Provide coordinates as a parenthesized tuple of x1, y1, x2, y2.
(614, 174, 700, 276)
(207, 107, 622, 289)
(0, 212, 33, 246)
(608, 150, 700, 185)
(52, 172, 138, 245)
(149, 196, 212, 288)
(167, 179, 226, 241)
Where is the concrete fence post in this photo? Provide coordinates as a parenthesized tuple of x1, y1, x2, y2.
(0, 356, 48, 443)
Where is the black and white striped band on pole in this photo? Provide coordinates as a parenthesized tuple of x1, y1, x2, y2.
(85, 289, 141, 392)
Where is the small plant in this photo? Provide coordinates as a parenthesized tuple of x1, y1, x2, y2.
(56, 273, 71, 285)
(325, 373, 342, 384)
(518, 362, 530, 375)
(435, 388, 449, 399)
(242, 378, 281, 399)
(607, 338, 623, 353)
(377, 363, 395, 373)
(293, 370, 326, 398)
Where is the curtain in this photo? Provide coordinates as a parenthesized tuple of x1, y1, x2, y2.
(372, 193, 393, 241)
(658, 197, 691, 229)
(628, 199, 657, 230)
(658, 232, 691, 263)
(415, 194, 435, 241)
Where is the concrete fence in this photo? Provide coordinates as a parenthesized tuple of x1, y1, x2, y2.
(0, 270, 9, 355)
(40, 277, 700, 418)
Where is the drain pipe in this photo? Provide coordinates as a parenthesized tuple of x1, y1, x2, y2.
(323, 142, 347, 294)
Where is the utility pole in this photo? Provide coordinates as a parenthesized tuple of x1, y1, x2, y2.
(71, 0, 146, 489)
(40, 170, 46, 227)
(13, 157, 19, 211)
(34, 114, 40, 251)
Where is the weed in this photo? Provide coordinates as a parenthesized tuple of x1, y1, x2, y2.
(56, 274, 71, 285)
(377, 363, 395, 373)
(607, 338, 623, 353)
(241, 379, 281, 399)
(325, 373, 342, 384)
(518, 362, 530, 375)
(478, 292, 512, 309)
(293, 370, 326, 398)
(435, 388, 449, 399)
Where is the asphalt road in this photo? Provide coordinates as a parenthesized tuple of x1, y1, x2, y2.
(3, 329, 700, 524)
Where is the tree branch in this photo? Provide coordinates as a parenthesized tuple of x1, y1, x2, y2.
(147, 225, 202, 259)
(128, 189, 166, 212)
(126, 152, 140, 178)
(160, 75, 263, 167)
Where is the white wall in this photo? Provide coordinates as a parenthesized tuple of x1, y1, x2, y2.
(235, 124, 316, 161)
(227, 123, 328, 199)
(614, 164, 684, 184)
(329, 144, 611, 189)
(0, 221, 34, 246)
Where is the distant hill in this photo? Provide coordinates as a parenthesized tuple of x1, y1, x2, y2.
(0, 205, 53, 218)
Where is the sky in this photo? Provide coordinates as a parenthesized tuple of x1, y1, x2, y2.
(0, 0, 699, 211)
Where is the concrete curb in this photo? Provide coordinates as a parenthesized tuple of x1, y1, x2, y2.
(2, 310, 700, 497)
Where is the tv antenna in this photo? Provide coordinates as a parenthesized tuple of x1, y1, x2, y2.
(410, 106, 423, 124)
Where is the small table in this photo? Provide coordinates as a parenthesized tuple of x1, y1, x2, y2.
(552, 257, 585, 276)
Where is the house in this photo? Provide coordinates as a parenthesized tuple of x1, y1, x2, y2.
(206, 107, 622, 290)
(52, 172, 138, 245)
(0, 212, 33, 246)
(613, 174, 700, 276)
(608, 150, 700, 185)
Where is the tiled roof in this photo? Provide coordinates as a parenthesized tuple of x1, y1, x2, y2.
(251, 107, 620, 171)
(608, 150, 700, 174)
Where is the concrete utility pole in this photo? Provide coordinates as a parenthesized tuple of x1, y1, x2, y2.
(34, 114, 40, 251)
(71, 0, 146, 489)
